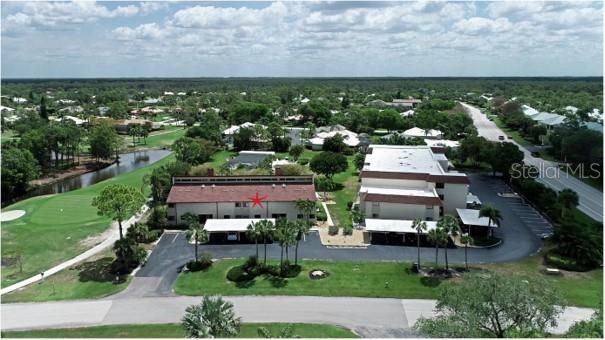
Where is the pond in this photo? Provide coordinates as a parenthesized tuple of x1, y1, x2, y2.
(12, 149, 172, 203)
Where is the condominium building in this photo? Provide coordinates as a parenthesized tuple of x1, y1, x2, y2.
(358, 145, 469, 221)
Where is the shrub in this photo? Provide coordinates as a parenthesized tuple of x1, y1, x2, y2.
(280, 262, 301, 278)
(328, 225, 339, 236)
(544, 250, 588, 272)
(226, 265, 253, 282)
(346, 201, 353, 211)
(316, 209, 327, 222)
(111, 238, 147, 274)
(147, 205, 168, 230)
(186, 260, 207, 272)
(297, 158, 310, 166)
(343, 225, 353, 236)
(343, 148, 354, 156)
(243, 255, 259, 274)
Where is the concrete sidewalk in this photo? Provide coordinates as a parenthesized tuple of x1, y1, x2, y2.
(0, 205, 149, 296)
(1, 296, 594, 337)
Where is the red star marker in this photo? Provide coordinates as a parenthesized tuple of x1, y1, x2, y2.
(249, 192, 267, 208)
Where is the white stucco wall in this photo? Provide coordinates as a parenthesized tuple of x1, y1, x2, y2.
(361, 177, 431, 189)
(439, 183, 469, 214)
(360, 201, 440, 221)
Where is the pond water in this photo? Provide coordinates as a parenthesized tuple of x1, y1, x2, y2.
(12, 149, 172, 203)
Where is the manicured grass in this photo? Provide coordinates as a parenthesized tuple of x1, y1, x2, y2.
(2, 250, 130, 303)
(328, 156, 360, 226)
(204, 150, 237, 170)
(124, 126, 186, 149)
(174, 259, 441, 299)
(1, 154, 175, 288)
(1, 323, 358, 338)
(481, 254, 603, 308)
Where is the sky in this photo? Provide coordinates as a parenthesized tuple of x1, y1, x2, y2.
(1, 1, 603, 78)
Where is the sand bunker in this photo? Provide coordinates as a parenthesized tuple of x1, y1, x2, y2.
(1, 210, 26, 222)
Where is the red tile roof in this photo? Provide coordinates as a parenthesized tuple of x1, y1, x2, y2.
(167, 184, 317, 203)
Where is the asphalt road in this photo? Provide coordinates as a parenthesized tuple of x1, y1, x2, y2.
(1, 296, 593, 337)
(460, 102, 603, 222)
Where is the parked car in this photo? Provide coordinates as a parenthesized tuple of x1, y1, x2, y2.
(498, 135, 505, 141)
(539, 232, 553, 240)
(531, 151, 541, 157)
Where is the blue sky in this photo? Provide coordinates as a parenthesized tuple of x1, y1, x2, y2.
(1, 1, 603, 78)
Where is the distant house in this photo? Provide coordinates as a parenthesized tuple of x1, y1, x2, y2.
(522, 104, 566, 128)
(582, 122, 603, 134)
(0, 105, 15, 113)
(222, 122, 265, 147)
(97, 106, 110, 116)
(423, 139, 460, 149)
(225, 151, 275, 169)
(12, 97, 27, 104)
(163, 91, 175, 96)
(143, 97, 161, 104)
(115, 118, 158, 133)
(50, 115, 87, 127)
(307, 124, 361, 150)
(177, 92, 187, 96)
(300, 97, 310, 104)
(55, 99, 76, 105)
(369, 97, 422, 109)
(59, 106, 84, 114)
(400, 109, 415, 117)
(402, 127, 443, 139)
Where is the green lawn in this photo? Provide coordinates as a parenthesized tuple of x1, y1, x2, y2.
(124, 127, 186, 149)
(2, 249, 130, 303)
(174, 259, 441, 299)
(1, 323, 358, 338)
(481, 255, 602, 308)
(1, 154, 175, 288)
(203, 150, 237, 170)
(328, 156, 360, 226)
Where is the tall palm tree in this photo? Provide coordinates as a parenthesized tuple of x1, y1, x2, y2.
(479, 204, 502, 231)
(437, 214, 460, 271)
(292, 220, 311, 265)
(557, 188, 579, 218)
(189, 222, 208, 263)
(460, 233, 474, 271)
(182, 295, 241, 338)
(412, 218, 427, 271)
(254, 219, 274, 264)
(246, 222, 261, 258)
(427, 228, 441, 269)
(274, 219, 297, 269)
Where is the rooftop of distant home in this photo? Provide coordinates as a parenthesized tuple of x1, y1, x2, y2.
(361, 145, 468, 183)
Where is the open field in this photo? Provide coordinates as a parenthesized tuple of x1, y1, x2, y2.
(1, 154, 175, 287)
(1, 323, 358, 338)
(124, 126, 186, 149)
(2, 249, 130, 303)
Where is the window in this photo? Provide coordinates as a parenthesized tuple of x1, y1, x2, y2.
(168, 203, 175, 208)
(436, 182, 444, 189)
(438, 194, 444, 200)
(235, 202, 249, 208)
(235, 214, 249, 218)
(372, 213, 379, 218)
(372, 202, 380, 208)
(297, 214, 304, 219)
(168, 216, 175, 221)
(254, 214, 261, 218)
(223, 215, 230, 219)
(309, 214, 316, 219)
(426, 217, 433, 221)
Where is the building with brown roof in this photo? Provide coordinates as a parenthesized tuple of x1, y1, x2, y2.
(166, 175, 317, 226)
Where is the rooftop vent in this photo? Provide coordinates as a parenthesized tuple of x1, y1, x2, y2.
(282, 183, 286, 188)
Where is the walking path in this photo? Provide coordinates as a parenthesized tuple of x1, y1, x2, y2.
(461, 102, 603, 222)
(1, 296, 594, 337)
(0, 205, 149, 296)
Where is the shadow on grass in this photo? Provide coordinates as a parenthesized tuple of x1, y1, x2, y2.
(76, 257, 126, 284)
(235, 279, 256, 288)
(420, 277, 443, 288)
(268, 275, 288, 288)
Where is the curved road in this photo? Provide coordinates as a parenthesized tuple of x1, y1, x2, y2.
(460, 102, 603, 222)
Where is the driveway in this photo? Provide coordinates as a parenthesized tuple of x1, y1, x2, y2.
(1, 296, 593, 336)
(460, 102, 603, 222)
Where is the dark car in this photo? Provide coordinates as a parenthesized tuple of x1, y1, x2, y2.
(498, 135, 505, 141)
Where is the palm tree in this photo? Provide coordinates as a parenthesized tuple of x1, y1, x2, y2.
(437, 214, 460, 271)
(258, 324, 299, 338)
(557, 188, 579, 218)
(246, 222, 261, 258)
(189, 222, 208, 263)
(479, 204, 502, 231)
(460, 233, 474, 271)
(182, 295, 241, 338)
(254, 219, 274, 264)
(427, 228, 441, 269)
(412, 218, 427, 270)
(292, 220, 311, 265)
(274, 219, 297, 269)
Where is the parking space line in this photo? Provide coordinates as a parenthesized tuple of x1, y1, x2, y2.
(171, 234, 179, 243)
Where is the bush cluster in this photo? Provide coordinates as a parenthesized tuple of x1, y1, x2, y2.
(343, 225, 353, 236)
(186, 253, 213, 272)
(328, 225, 339, 235)
(226, 256, 301, 282)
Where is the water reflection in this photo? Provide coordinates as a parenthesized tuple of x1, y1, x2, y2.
(21, 149, 171, 199)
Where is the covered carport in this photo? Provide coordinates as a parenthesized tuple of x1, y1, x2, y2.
(456, 208, 498, 237)
(365, 219, 439, 246)
(205, 218, 276, 244)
